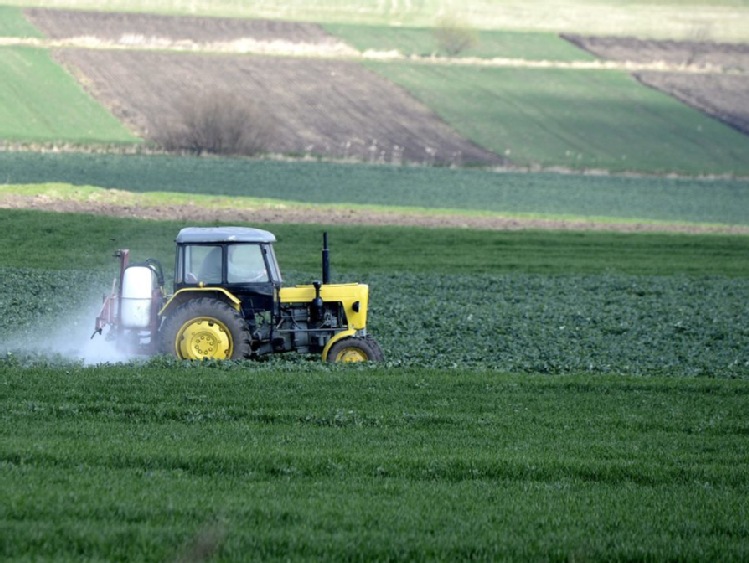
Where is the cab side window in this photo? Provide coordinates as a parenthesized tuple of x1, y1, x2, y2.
(227, 244, 269, 283)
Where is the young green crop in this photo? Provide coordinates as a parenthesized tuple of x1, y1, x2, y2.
(366, 63, 749, 175)
(4, 267, 749, 376)
(0, 47, 139, 144)
(2, 365, 748, 561)
(0, 6, 43, 37)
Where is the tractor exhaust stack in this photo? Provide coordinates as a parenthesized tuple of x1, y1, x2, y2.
(322, 231, 330, 285)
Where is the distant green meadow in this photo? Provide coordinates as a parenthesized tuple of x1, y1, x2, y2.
(3, 153, 749, 226)
(0, 5, 42, 36)
(1, 2, 748, 174)
(0, 47, 139, 144)
(367, 63, 749, 175)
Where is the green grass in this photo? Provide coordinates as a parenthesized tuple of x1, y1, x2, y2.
(0, 47, 140, 143)
(367, 63, 749, 175)
(323, 25, 596, 60)
(3, 154, 749, 225)
(2, 366, 748, 560)
(2, 208, 749, 277)
(0, 5, 43, 37)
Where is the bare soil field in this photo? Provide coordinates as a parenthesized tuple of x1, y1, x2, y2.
(51, 48, 502, 165)
(24, 8, 337, 44)
(634, 73, 749, 136)
(25, 8, 502, 166)
(563, 35, 749, 135)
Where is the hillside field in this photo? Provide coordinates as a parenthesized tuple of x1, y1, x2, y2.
(0, 6, 747, 173)
(367, 62, 749, 174)
(0, 46, 139, 144)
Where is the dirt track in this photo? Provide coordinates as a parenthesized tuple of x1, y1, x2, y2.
(2, 193, 747, 234)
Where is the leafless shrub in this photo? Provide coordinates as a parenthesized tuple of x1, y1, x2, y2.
(685, 23, 714, 66)
(154, 91, 274, 156)
(434, 16, 478, 56)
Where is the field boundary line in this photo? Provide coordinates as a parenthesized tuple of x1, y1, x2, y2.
(0, 37, 742, 75)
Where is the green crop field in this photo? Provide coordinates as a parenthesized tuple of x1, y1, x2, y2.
(2, 366, 749, 561)
(1, 207, 748, 559)
(368, 63, 749, 175)
(3, 153, 749, 226)
(2, 209, 748, 373)
(0, 5, 42, 36)
(0, 47, 140, 144)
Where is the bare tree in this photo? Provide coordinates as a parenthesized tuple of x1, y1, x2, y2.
(154, 91, 274, 156)
(685, 23, 714, 66)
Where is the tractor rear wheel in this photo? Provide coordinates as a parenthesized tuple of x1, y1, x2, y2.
(159, 297, 251, 360)
(327, 336, 384, 363)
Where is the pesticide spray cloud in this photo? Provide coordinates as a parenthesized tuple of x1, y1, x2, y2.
(3, 299, 144, 365)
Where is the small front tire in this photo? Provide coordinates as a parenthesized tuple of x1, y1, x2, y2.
(326, 336, 384, 363)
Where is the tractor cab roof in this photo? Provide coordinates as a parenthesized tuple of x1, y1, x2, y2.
(176, 227, 276, 245)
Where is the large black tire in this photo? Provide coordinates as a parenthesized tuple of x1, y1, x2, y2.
(326, 336, 385, 363)
(159, 297, 251, 360)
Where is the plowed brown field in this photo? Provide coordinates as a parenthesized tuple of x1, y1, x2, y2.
(25, 8, 503, 166)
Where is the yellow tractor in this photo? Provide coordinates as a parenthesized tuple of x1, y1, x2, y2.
(93, 227, 383, 363)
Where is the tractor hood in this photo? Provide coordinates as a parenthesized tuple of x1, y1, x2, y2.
(280, 283, 370, 331)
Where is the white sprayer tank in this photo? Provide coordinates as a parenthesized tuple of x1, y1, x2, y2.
(120, 265, 156, 328)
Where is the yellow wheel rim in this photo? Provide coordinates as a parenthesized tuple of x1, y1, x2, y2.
(335, 347, 369, 363)
(175, 317, 233, 359)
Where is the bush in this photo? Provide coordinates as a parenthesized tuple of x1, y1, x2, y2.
(154, 91, 274, 156)
(433, 16, 478, 56)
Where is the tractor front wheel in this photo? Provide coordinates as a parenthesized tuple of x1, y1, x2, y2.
(159, 297, 251, 360)
(327, 336, 384, 363)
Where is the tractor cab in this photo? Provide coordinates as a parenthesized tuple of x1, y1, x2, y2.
(174, 226, 281, 290)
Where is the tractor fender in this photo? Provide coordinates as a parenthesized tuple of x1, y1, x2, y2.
(159, 287, 241, 317)
(321, 329, 358, 362)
